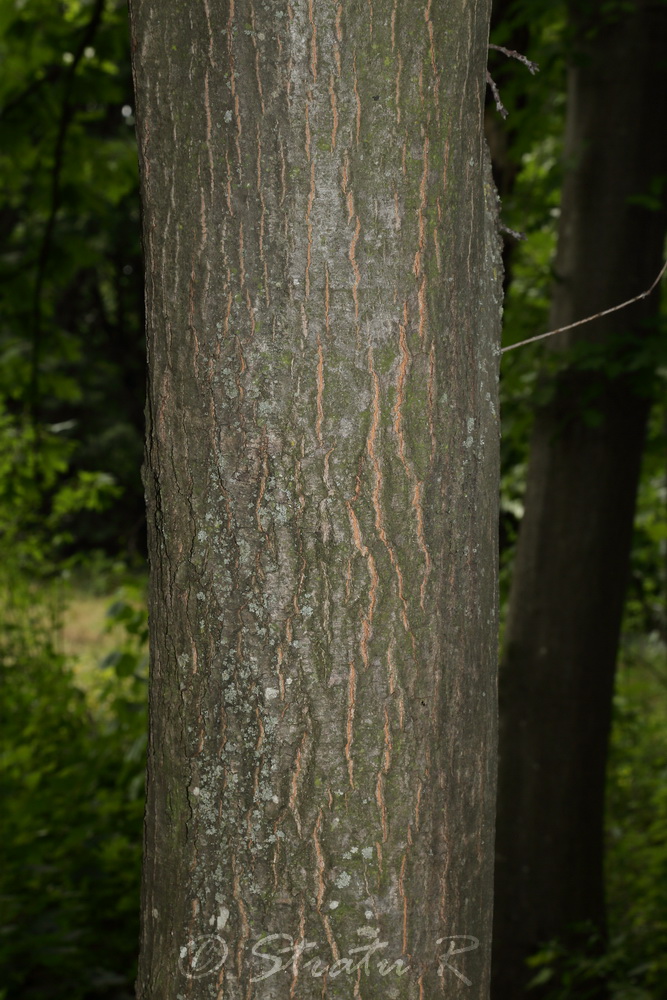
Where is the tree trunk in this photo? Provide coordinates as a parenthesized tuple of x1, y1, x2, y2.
(129, 2, 502, 997)
(492, 2, 667, 996)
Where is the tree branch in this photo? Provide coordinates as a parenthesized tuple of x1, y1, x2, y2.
(500, 258, 667, 354)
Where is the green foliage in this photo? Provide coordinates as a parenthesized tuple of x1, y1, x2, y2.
(0, 324, 146, 999)
(101, 592, 149, 682)
(0, 403, 122, 573)
(625, 393, 667, 639)
(0, 0, 145, 553)
(489, 1, 568, 603)
(524, 645, 667, 1000)
(0, 577, 147, 1000)
(605, 647, 667, 997)
(526, 924, 614, 999)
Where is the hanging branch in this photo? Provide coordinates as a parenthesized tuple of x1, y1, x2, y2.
(500, 259, 667, 354)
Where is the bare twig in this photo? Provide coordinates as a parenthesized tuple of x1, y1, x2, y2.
(486, 45, 539, 120)
(500, 258, 667, 354)
(489, 43, 539, 75)
(486, 70, 508, 119)
(499, 223, 527, 241)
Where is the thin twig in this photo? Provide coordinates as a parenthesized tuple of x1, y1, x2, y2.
(499, 223, 527, 241)
(500, 259, 667, 354)
(486, 45, 538, 120)
(489, 43, 539, 75)
(486, 70, 508, 119)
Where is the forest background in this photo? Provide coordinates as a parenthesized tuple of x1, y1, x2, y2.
(0, 1, 665, 998)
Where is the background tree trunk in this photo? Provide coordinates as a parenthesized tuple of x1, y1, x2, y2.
(492, 1, 667, 996)
(129, 1, 502, 997)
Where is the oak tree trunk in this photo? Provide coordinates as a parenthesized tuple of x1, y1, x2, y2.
(492, 2, 667, 996)
(129, 2, 502, 997)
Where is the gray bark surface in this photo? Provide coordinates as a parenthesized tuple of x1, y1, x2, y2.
(129, 1, 501, 996)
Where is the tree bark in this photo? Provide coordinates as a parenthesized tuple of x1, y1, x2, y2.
(129, 2, 502, 997)
(492, 2, 667, 997)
